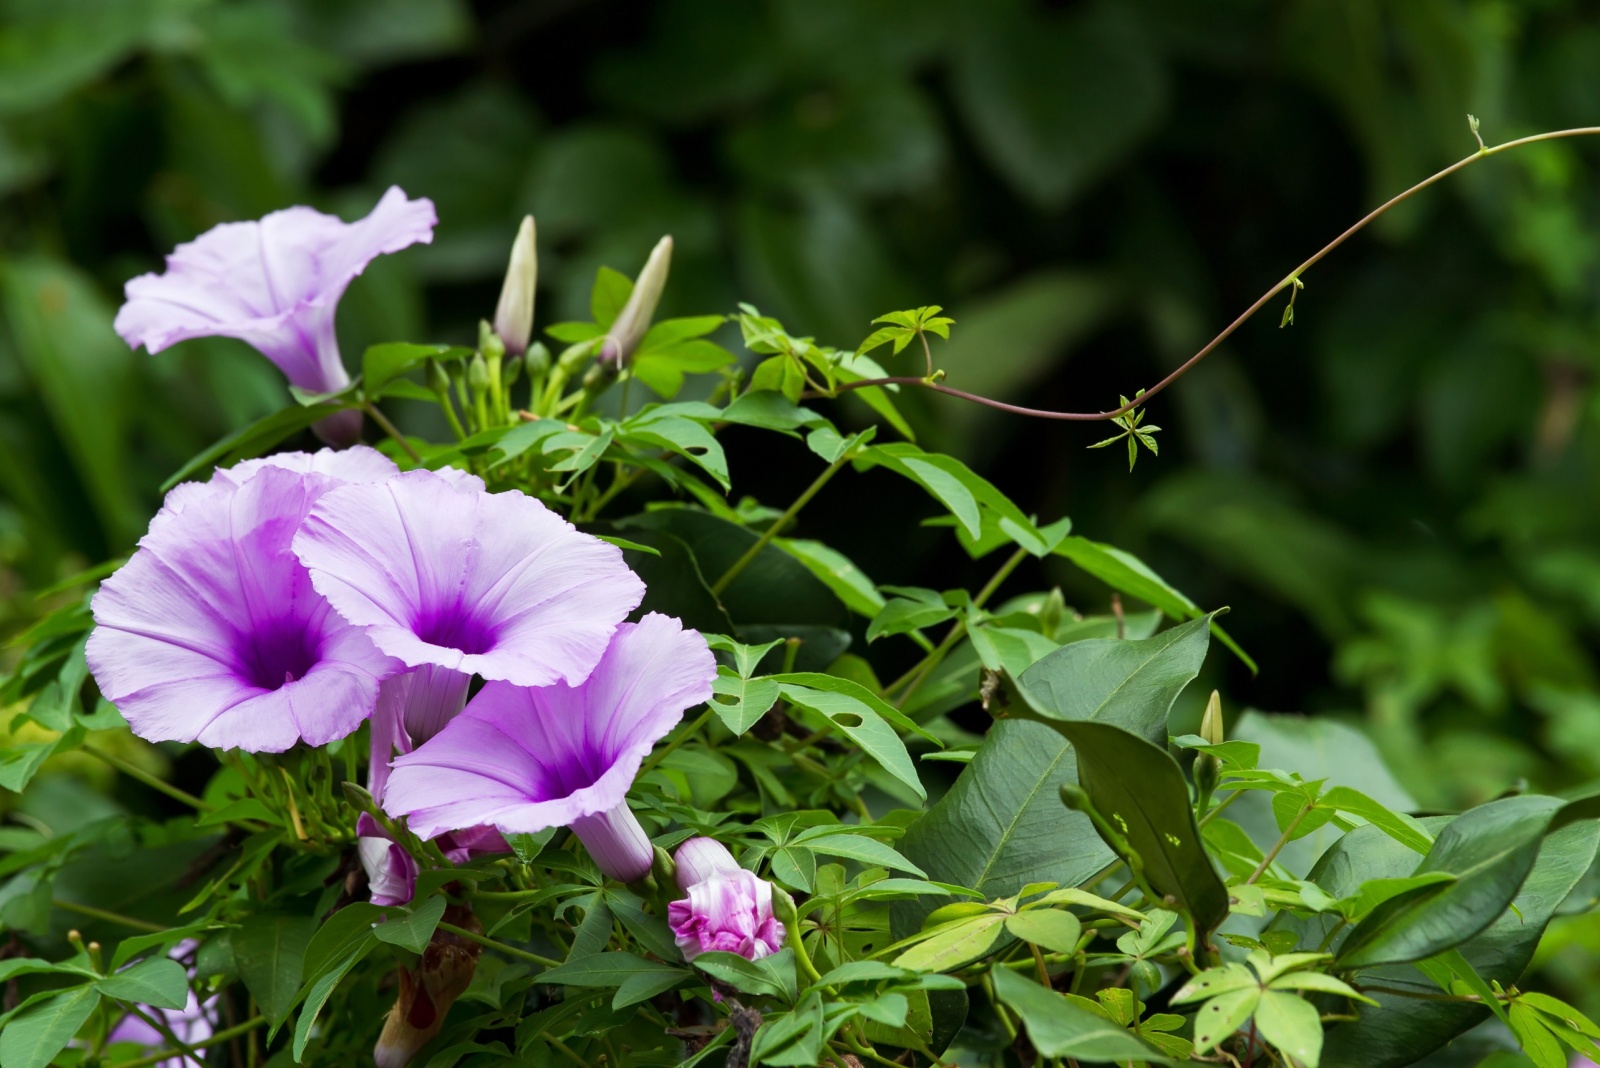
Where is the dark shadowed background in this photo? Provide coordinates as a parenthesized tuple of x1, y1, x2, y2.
(3, 0, 1600, 993)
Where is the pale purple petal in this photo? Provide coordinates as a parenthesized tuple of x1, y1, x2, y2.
(668, 869, 785, 962)
(114, 187, 436, 398)
(293, 469, 645, 687)
(383, 614, 715, 845)
(367, 665, 471, 803)
(674, 837, 742, 892)
(357, 814, 418, 907)
(571, 801, 655, 883)
(88, 465, 399, 752)
(158, 445, 399, 530)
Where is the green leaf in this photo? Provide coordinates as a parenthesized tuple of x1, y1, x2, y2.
(1319, 787, 1433, 855)
(1255, 990, 1324, 1067)
(0, 985, 100, 1068)
(292, 942, 371, 1062)
(775, 539, 885, 617)
(770, 671, 940, 744)
(893, 914, 1008, 972)
(371, 895, 447, 954)
(691, 949, 795, 1002)
(793, 833, 926, 877)
(1337, 795, 1565, 968)
(590, 266, 633, 328)
(232, 914, 316, 1026)
(1004, 909, 1082, 954)
(612, 965, 691, 1009)
(1193, 986, 1262, 1054)
(95, 956, 189, 1010)
(992, 968, 1174, 1063)
(0, 258, 143, 545)
(1172, 963, 1258, 1004)
(1052, 536, 1254, 671)
(709, 669, 781, 735)
(537, 952, 679, 989)
(1285, 818, 1600, 1068)
(895, 617, 1211, 936)
(361, 342, 469, 396)
(776, 682, 925, 800)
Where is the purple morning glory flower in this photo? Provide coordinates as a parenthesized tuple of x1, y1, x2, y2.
(381, 614, 715, 883)
(357, 814, 509, 907)
(667, 838, 784, 962)
(292, 468, 645, 688)
(113, 187, 436, 445)
(157, 444, 402, 525)
(87, 460, 401, 752)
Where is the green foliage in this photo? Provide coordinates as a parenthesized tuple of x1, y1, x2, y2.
(2, 2, 1600, 1066)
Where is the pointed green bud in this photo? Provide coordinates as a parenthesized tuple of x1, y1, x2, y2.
(425, 357, 451, 396)
(478, 319, 506, 362)
(523, 340, 551, 378)
(600, 235, 672, 368)
(1059, 783, 1092, 812)
(1201, 690, 1224, 745)
(1193, 689, 1224, 812)
(503, 354, 523, 387)
(494, 216, 537, 357)
(771, 885, 799, 926)
(467, 353, 490, 393)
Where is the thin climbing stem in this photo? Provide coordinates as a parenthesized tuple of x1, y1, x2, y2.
(52, 900, 165, 932)
(436, 921, 561, 968)
(1246, 801, 1313, 884)
(710, 453, 850, 596)
(82, 743, 211, 812)
(108, 1017, 268, 1068)
(363, 401, 422, 462)
(816, 126, 1600, 422)
(891, 545, 1029, 707)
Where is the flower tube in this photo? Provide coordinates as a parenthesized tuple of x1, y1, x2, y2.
(87, 460, 401, 751)
(293, 468, 644, 688)
(667, 838, 784, 962)
(382, 614, 715, 882)
(114, 187, 436, 445)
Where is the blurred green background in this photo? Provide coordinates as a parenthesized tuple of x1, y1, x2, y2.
(3, 0, 1600, 821)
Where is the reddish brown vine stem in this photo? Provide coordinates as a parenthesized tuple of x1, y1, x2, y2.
(823, 125, 1600, 423)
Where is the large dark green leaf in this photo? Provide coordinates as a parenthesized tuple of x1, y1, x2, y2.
(94, 956, 188, 1009)
(0, 985, 100, 1068)
(895, 617, 1211, 936)
(1336, 795, 1565, 969)
(1026, 718, 1229, 933)
(1277, 816, 1600, 1068)
(233, 913, 317, 1026)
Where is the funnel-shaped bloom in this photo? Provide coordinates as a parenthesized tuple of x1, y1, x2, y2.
(114, 187, 436, 444)
(293, 469, 644, 687)
(158, 445, 401, 525)
(87, 464, 399, 751)
(383, 614, 715, 882)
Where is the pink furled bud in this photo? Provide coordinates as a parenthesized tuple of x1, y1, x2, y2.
(493, 217, 537, 357)
(598, 235, 672, 367)
(668, 868, 785, 962)
(673, 836, 741, 892)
